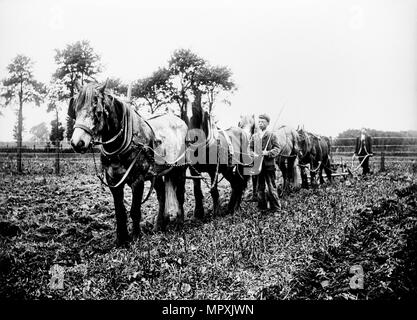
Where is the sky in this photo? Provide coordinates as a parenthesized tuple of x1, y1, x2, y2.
(0, 0, 416, 142)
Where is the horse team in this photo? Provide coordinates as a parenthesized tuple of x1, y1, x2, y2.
(69, 82, 333, 247)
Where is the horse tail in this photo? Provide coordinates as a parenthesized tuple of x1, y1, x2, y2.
(164, 175, 180, 222)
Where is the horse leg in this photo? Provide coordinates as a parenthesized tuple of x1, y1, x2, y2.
(287, 157, 296, 191)
(251, 175, 258, 201)
(174, 168, 186, 229)
(319, 164, 325, 185)
(324, 158, 333, 183)
(191, 167, 204, 219)
(278, 161, 287, 196)
(233, 167, 248, 212)
(110, 186, 130, 247)
(154, 176, 166, 232)
(310, 164, 317, 188)
(208, 168, 220, 217)
(300, 167, 309, 189)
(130, 178, 144, 241)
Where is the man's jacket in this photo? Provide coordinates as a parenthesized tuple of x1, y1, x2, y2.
(251, 130, 280, 170)
(355, 135, 373, 156)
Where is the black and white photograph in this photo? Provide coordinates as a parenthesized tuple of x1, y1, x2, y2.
(0, 0, 416, 310)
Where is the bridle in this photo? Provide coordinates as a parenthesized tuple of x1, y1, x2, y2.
(73, 93, 156, 203)
(73, 95, 125, 148)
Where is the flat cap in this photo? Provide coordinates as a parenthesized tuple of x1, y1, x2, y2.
(258, 113, 270, 123)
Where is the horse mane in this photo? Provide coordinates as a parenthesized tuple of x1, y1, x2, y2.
(189, 91, 210, 137)
(238, 114, 257, 136)
(74, 83, 96, 112)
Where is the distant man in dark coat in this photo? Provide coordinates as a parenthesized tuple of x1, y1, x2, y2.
(250, 113, 281, 210)
(353, 127, 373, 175)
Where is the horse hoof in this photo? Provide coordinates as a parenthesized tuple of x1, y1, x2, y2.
(153, 225, 162, 233)
(175, 222, 184, 231)
(116, 236, 130, 248)
(132, 230, 142, 242)
(194, 208, 204, 220)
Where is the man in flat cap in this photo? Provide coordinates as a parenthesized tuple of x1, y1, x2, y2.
(353, 127, 373, 175)
(250, 113, 281, 211)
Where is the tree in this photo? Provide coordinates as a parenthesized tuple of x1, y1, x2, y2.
(166, 49, 235, 124)
(47, 79, 67, 142)
(29, 122, 49, 143)
(195, 65, 235, 113)
(13, 115, 25, 141)
(49, 119, 65, 146)
(106, 77, 128, 97)
(168, 49, 206, 123)
(0, 55, 46, 172)
(131, 68, 173, 114)
(53, 40, 102, 140)
(47, 79, 68, 174)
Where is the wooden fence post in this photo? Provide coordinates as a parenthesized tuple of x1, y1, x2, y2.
(55, 140, 60, 174)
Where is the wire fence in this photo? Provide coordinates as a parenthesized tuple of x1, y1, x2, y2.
(0, 137, 416, 175)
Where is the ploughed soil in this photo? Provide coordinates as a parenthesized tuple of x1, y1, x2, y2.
(0, 160, 416, 299)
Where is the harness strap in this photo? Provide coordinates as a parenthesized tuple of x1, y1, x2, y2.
(218, 128, 234, 162)
(74, 123, 94, 136)
(101, 104, 133, 157)
(94, 148, 143, 189)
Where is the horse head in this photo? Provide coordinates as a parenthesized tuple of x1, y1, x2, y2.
(296, 127, 310, 159)
(238, 114, 257, 139)
(68, 81, 122, 153)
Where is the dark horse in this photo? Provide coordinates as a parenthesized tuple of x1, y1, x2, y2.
(68, 82, 188, 246)
(296, 127, 332, 188)
(186, 94, 251, 217)
(238, 114, 300, 197)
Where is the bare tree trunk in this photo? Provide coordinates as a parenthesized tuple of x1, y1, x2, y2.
(17, 83, 23, 173)
(55, 110, 60, 174)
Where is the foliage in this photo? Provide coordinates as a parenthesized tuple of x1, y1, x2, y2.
(0, 54, 46, 172)
(131, 68, 173, 114)
(53, 40, 102, 140)
(49, 119, 65, 146)
(46, 79, 68, 114)
(12, 114, 25, 141)
(46, 80, 67, 146)
(53, 40, 102, 96)
(29, 122, 49, 143)
(1, 55, 46, 108)
(166, 49, 235, 121)
(194, 65, 235, 112)
(106, 78, 128, 97)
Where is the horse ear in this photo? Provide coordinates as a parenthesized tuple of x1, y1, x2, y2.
(67, 97, 76, 119)
(99, 79, 109, 94)
(74, 80, 81, 93)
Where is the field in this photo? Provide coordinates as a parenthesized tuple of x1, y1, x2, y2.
(0, 158, 416, 300)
